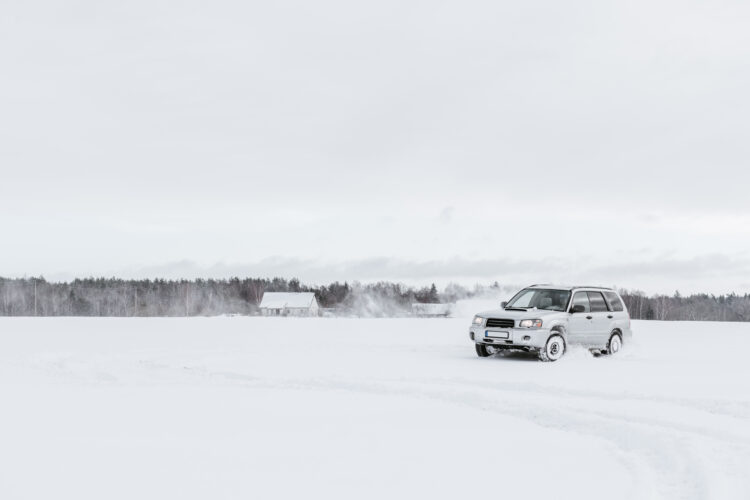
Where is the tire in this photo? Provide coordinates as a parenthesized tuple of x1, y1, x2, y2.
(538, 334, 565, 362)
(475, 343, 491, 357)
(605, 332, 623, 355)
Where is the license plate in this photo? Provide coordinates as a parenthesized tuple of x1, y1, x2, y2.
(486, 330, 509, 339)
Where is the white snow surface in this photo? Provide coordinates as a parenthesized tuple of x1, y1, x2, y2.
(1, 317, 749, 500)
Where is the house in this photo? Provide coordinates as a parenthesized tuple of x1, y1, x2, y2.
(412, 303, 453, 318)
(259, 292, 320, 317)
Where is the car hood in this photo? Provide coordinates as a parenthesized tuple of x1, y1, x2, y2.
(476, 308, 564, 320)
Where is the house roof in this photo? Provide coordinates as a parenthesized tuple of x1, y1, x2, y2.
(259, 292, 316, 309)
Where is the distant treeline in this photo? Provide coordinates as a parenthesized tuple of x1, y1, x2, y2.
(618, 290, 750, 322)
(1, 277, 749, 321)
(0, 277, 447, 317)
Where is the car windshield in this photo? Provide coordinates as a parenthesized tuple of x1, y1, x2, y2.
(505, 289, 571, 311)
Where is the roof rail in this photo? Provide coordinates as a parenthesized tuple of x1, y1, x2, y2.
(572, 285, 613, 290)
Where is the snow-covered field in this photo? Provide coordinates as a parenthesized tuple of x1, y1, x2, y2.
(1, 317, 748, 500)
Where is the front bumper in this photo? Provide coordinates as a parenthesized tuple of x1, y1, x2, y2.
(469, 325, 550, 350)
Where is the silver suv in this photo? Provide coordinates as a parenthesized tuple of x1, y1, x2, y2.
(469, 285, 632, 361)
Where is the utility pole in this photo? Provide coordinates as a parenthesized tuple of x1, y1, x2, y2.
(34, 280, 38, 316)
(134, 287, 138, 317)
(185, 283, 189, 317)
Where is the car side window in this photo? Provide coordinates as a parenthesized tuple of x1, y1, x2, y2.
(571, 292, 590, 313)
(603, 291, 624, 312)
(587, 292, 608, 312)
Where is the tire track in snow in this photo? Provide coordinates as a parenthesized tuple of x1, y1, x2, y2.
(183, 367, 747, 500)
(29, 354, 748, 500)
(439, 373, 750, 421)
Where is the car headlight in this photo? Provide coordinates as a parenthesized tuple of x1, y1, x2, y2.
(472, 316, 484, 325)
(519, 319, 543, 328)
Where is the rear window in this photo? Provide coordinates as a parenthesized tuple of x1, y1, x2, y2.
(604, 291, 624, 312)
(587, 292, 608, 312)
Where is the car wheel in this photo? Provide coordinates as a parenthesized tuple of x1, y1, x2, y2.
(475, 343, 491, 357)
(539, 334, 565, 362)
(605, 332, 622, 355)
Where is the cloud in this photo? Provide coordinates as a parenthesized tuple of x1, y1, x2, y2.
(590, 254, 750, 280)
(2, 0, 749, 294)
(439, 206, 455, 224)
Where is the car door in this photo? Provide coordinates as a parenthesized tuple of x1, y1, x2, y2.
(567, 292, 593, 345)
(587, 291, 611, 347)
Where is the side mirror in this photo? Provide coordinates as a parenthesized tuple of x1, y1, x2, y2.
(501, 301, 507, 308)
(570, 304, 585, 313)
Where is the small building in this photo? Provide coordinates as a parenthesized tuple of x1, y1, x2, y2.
(412, 303, 453, 318)
(259, 292, 320, 317)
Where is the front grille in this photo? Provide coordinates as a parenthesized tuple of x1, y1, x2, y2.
(485, 318, 515, 328)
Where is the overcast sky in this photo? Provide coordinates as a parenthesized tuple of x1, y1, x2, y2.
(1, 0, 749, 294)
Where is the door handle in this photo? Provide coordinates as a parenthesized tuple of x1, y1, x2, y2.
(586, 315, 592, 320)
(607, 315, 613, 319)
